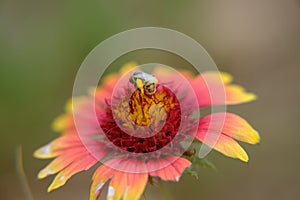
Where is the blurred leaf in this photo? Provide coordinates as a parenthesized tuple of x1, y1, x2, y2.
(184, 168, 199, 179)
(184, 155, 217, 180)
(191, 156, 216, 170)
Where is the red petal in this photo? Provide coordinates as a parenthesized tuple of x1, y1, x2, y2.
(149, 157, 191, 181)
(191, 71, 256, 107)
(90, 159, 148, 200)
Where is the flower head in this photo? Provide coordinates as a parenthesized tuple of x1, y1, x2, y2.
(34, 63, 260, 200)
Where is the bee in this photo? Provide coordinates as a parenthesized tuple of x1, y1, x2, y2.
(129, 71, 158, 95)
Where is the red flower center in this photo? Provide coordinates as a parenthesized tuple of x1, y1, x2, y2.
(99, 85, 182, 154)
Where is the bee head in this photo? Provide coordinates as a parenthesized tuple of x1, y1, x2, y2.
(129, 71, 158, 95)
(144, 81, 157, 95)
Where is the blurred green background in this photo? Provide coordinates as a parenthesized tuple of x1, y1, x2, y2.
(1, 0, 300, 199)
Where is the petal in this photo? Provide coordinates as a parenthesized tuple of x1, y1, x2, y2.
(191, 71, 256, 107)
(90, 157, 189, 200)
(37, 148, 88, 179)
(149, 157, 191, 181)
(90, 160, 148, 200)
(64, 97, 89, 113)
(34, 142, 58, 159)
(197, 132, 249, 162)
(199, 71, 233, 84)
(52, 114, 74, 133)
(196, 113, 260, 162)
(35, 135, 107, 192)
(95, 74, 119, 103)
(103, 158, 148, 200)
(120, 62, 138, 73)
(47, 155, 98, 192)
(34, 135, 85, 159)
(90, 165, 114, 200)
(123, 173, 148, 200)
(107, 171, 127, 200)
(224, 84, 257, 105)
(52, 96, 103, 136)
(199, 113, 260, 144)
(103, 157, 148, 174)
(153, 67, 194, 97)
(153, 67, 194, 82)
(94, 62, 137, 105)
(52, 97, 90, 133)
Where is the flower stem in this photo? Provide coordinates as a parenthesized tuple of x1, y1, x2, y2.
(15, 145, 34, 200)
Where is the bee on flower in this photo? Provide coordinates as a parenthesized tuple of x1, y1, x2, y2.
(34, 63, 260, 200)
(129, 71, 158, 95)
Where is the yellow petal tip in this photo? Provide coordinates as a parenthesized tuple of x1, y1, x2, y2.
(120, 62, 138, 73)
(239, 153, 249, 162)
(244, 93, 257, 102)
(52, 115, 68, 132)
(47, 175, 67, 192)
(252, 130, 261, 144)
(244, 128, 260, 145)
(226, 84, 257, 105)
(220, 71, 233, 84)
(34, 143, 53, 159)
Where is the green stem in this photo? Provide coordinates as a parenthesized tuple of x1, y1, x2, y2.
(15, 146, 34, 200)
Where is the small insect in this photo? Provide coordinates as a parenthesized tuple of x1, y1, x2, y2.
(129, 71, 158, 95)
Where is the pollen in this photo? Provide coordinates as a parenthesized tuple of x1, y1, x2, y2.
(129, 85, 174, 126)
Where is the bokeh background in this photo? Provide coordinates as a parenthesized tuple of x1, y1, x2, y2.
(1, 0, 300, 199)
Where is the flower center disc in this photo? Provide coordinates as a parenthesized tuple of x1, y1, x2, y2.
(100, 85, 181, 154)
